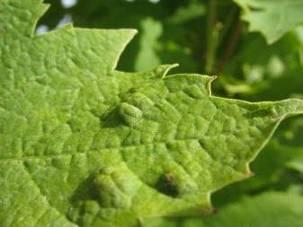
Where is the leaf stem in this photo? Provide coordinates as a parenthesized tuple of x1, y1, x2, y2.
(218, 6, 238, 46)
(217, 18, 242, 73)
(206, 0, 220, 74)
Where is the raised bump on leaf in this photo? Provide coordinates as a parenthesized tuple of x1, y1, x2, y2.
(119, 103, 143, 127)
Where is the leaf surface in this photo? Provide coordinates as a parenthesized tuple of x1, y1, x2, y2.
(234, 0, 303, 44)
(1, 1, 303, 226)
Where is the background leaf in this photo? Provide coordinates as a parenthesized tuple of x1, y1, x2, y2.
(143, 192, 303, 227)
(234, 0, 303, 44)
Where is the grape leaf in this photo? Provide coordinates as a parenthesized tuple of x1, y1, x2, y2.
(143, 192, 303, 227)
(1, 1, 303, 226)
(234, 0, 303, 44)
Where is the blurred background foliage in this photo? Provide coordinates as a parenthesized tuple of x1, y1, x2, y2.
(39, 0, 303, 225)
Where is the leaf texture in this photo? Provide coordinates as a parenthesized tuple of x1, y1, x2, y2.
(0, 0, 303, 226)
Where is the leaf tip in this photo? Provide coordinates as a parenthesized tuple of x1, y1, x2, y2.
(207, 75, 218, 96)
(274, 98, 303, 118)
(152, 64, 179, 79)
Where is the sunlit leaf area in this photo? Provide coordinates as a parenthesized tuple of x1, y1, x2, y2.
(0, 0, 303, 226)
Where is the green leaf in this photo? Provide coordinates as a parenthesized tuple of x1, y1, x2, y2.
(234, 0, 303, 44)
(1, 1, 303, 226)
(143, 192, 303, 227)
